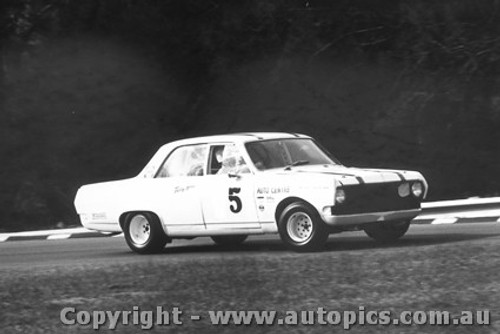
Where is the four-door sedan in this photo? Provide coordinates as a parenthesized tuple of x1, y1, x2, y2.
(74, 132, 428, 253)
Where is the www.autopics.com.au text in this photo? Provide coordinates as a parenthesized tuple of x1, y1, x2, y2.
(60, 306, 490, 330)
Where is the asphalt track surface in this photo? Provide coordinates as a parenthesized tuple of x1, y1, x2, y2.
(1, 222, 499, 270)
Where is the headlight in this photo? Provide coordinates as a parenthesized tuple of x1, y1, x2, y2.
(335, 188, 346, 204)
(398, 182, 410, 197)
(411, 182, 424, 197)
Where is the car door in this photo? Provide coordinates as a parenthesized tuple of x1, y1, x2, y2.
(153, 144, 207, 229)
(200, 143, 260, 229)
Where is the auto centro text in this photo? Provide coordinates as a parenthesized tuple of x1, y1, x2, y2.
(60, 306, 491, 330)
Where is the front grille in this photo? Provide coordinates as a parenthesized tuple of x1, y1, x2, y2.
(332, 182, 420, 215)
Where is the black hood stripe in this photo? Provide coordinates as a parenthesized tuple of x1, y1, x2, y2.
(394, 172, 406, 181)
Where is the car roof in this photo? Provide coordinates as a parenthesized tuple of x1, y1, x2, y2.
(138, 132, 312, 178)
(165, 132, 311, 147)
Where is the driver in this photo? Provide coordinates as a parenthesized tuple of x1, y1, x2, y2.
(217, 146, 250, 175)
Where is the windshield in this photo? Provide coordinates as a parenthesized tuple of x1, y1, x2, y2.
(245, 139, 340, 171)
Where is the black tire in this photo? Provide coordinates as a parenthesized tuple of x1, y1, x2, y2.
(278, 202, 328, 252)
(123, 212, 169, 254)
(363, 220, 410, 243)
(211, 235, 248, 246)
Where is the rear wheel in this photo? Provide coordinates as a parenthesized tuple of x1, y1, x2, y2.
(278, 202, 328, 252)
(124, 212, 168, 254)
(211, 235, 248, 246)
(363, 220, 410, 242)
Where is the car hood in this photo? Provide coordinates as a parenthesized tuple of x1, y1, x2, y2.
(269, 164, 424, 185)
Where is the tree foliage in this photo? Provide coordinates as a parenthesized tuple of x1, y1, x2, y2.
(2, 0, 500, 230)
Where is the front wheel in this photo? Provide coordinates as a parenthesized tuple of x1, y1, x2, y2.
(123, 212, 169, 254)
(278, 202, 329, 252)
(363, 220, 410, 243)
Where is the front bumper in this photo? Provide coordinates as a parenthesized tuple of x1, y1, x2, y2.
(322, 208, 421, 226)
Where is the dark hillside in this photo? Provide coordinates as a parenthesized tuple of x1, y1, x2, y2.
(1, 0, 500, 231)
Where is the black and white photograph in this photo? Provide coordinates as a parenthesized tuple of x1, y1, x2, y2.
(0, 1, 499, 333)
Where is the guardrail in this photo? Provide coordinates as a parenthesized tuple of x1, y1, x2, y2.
(0, 197, 499, 242)
(414, 197, 500, 224)
(0, 227, 118, 243)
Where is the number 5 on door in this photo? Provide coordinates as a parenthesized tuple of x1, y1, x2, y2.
(228, 187, 242, 213)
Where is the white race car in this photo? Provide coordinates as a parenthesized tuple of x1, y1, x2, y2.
(74, 133, 428, 253)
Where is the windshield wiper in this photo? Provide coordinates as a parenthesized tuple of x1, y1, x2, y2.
(284, 160, 310, 170)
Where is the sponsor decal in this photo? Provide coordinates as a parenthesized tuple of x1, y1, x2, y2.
(92, 213, 107, 220)
(257, 187, 290, 195)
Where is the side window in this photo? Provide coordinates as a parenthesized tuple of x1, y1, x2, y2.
(156, 145, 207, 178)
(215, 144, 250, 175)
(208, 145, 225, 175)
